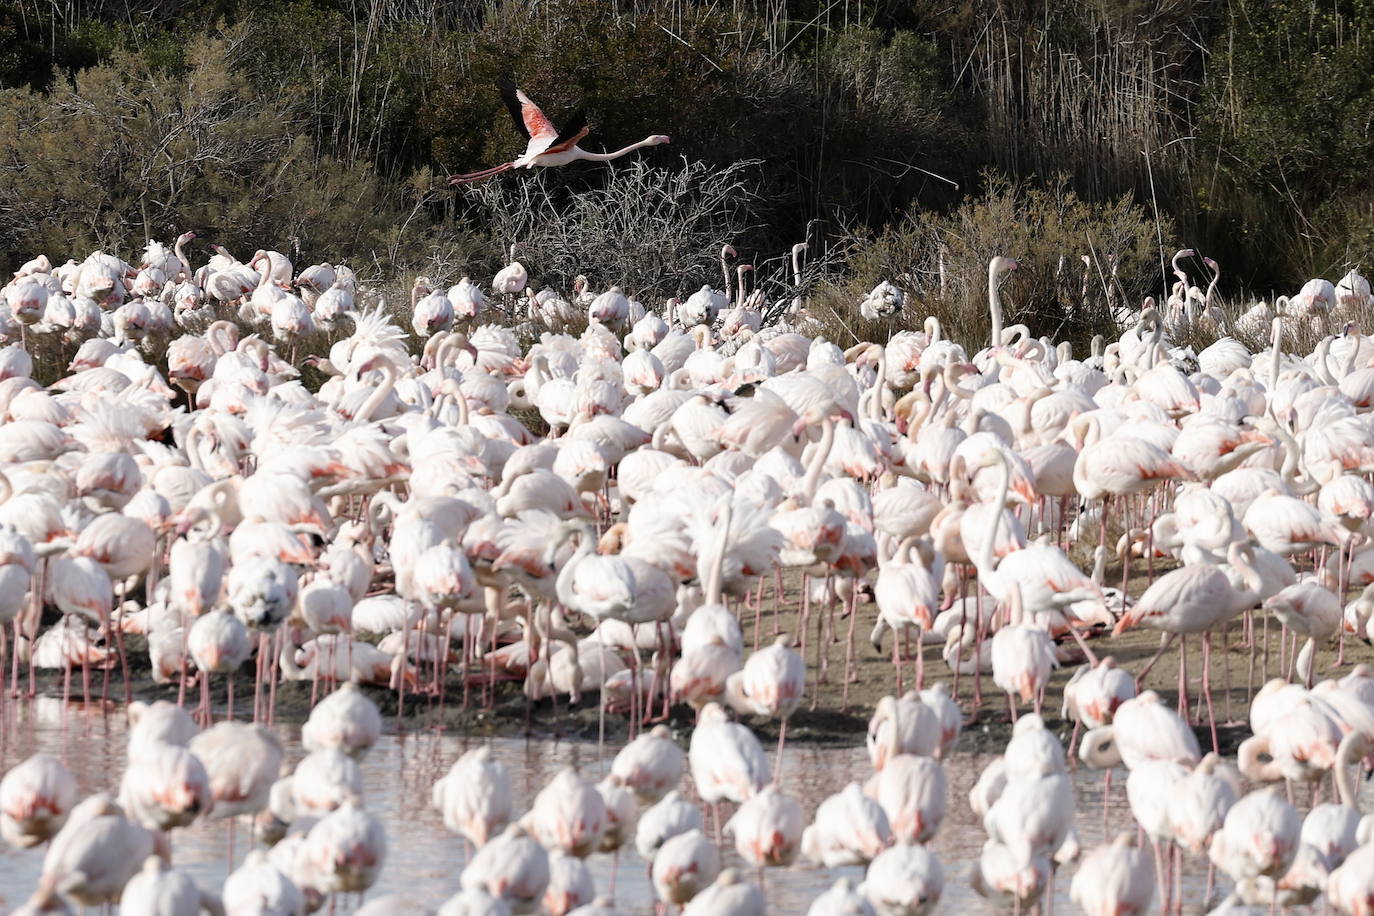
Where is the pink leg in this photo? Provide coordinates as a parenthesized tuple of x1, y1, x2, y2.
(841, 588, 858, 711)
(1201, 632, 1218, 753)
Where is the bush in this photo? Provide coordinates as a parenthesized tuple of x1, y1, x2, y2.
(828, 174, 1172, 351)
(0, 25, 409, 268)
(454, 158, 764, 302)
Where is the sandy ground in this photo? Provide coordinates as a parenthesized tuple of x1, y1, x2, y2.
(21, 547, 1374, 756)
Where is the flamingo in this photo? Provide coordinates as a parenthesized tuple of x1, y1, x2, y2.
(688, 702, 767, 837)
(0, 754, 78, 849)
(723, 785, 803, 868)
(1068, 833, 1156, 916)
(1112, 540, 1262, 745)
(800, 782, 892, 867)
(861, 844, 944, 916)
(651, 828, 720, 906)
(610, 724, 685, 804)
(433, 746, 513, 848)
(300, 680, 382, 758)
(449, 80, 669, 184)
(724, 634, 804, 780)
(867, 752, 947, 844)
(521, 768, 607, 858)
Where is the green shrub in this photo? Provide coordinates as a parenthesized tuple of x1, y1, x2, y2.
(828, 174, 1172, 351)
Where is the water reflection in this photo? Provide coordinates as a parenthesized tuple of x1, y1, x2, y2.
(0, 698, 1350, 912)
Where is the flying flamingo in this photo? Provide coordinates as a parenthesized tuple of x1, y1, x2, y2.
(449, 80, 669, 184)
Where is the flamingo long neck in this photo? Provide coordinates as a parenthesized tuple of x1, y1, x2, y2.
(1272, 422, 1319, 495)
(1334, 729, 1369, 808)
(184, 424, 206, 473)
(721, 247, 733, 300)
(1007, 581, 1025, 627)
(554, 529, 593, 611)
(526, 354, 549, 398)
(870, 347, 888, 422)
(801, 418, 835, 504)
(1237, 736, 1282, 782)
(1313, 336, 1337, 385)
(173, 236, 192, 282)
(1268, 317, 1282, 398)
(707, 500, 733, 605)
(1227, 544, 1263, 604)
(1204, 264, 1220, 306)
(277, 636, 308, 680)
(1091, 546, 1107, 586)
(573, 137, 662, 163)
(988, 262, 1005, 353)
(977, 450, 1011, 578)
(1344, 332, 1361, 378)
(736, 266, 750, 310)
(353, 360, 398, 424)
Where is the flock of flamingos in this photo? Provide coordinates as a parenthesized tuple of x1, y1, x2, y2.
(0, 233, 1372, 915)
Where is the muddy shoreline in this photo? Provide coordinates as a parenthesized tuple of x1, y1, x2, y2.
(20, 554, 1374, 756)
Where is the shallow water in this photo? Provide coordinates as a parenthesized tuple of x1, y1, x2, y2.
(0, 697, 1358, 913)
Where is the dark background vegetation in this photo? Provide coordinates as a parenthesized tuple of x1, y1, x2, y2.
(0, 0, 1368, 341)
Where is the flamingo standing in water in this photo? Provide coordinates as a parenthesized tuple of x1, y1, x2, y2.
(724, 634, 805, 782)
(449, 80, 669, 184)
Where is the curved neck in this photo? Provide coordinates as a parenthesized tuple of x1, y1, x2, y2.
(184, 424, 206, 472)
(0, 471, 10, 506)
(1334, 729, 1370, 808)
(1238, 735, 1283, 782)
(1269, 317, 1282, 396)
(554, 529, 594, 610)
(174, 236, 192, 282)
(801, 417, 835, 504)
(870, 347, 887, 422)
(353, 360, 398, 424)
(978, 450, 1011, 575)
(707, 500, 733, 605)
(278, 636, 307, 680)
(1272, 421, 1319, 495)
(1227, 543, 1263, 601)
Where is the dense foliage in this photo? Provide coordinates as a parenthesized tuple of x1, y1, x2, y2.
(2, 0, 1371, 336)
